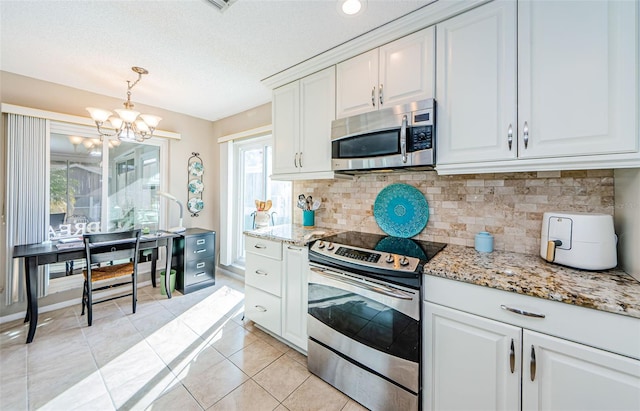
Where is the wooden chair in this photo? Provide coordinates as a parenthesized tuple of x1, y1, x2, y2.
(81, 229, 141, 326)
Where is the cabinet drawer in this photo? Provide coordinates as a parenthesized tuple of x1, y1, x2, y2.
(183, 257, 215, 287)
(244, 285, 281, 335)
(185, 233, 215, 260)
(245, 255, 282, 297)
(245, 236, 282, 260)
(424, 275, 640, 360)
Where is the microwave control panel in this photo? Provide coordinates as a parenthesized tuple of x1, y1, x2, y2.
(409, 125, 433, 151)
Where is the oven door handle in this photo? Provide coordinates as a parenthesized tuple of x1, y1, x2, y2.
(310, 267, 414, 300)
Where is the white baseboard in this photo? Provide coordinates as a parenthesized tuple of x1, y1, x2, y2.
(0, 279, 154, 325)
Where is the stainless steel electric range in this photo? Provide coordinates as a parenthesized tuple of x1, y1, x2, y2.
(306, 231, 446, 411)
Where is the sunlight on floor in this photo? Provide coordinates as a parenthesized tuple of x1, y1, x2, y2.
(42, 285, 244, 410)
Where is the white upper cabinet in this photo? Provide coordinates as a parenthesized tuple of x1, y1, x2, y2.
(336, 26, 435, 119)
(517, 0, 638, 159)
(436, 0, 517, 165)
(272, 67, 335, 179)
(436, 0, 639, 173)
(272, 82, 300, 175)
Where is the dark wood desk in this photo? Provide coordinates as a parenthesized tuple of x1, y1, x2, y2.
(13, 231, 180, 343)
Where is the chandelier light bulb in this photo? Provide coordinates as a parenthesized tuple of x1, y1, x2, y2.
(86, 107, 113, 123)
(140, 114, 162, 128)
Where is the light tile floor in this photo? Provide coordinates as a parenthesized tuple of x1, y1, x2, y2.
(0, 274, 368, 411)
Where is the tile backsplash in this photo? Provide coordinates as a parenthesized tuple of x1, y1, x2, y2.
(293, 170, 614, 255)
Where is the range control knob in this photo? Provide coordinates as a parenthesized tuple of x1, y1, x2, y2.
(385, 254, 394, 263)
(327, 242, 335, 251)
(318, 241, 325, 249)
(399, 256, 409, 266)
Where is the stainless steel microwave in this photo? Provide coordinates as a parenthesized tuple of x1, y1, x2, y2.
(331, 99, 435, 174)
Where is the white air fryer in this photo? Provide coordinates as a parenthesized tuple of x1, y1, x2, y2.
(540, 212, 617, 270)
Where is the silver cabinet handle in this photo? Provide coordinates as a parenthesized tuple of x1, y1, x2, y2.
(311, 267, 414, 300)
(196, 239, 206, 245)
(299, 152, 303, 168)
(194, 272, 206, 277)
(500, 304, 545, 318)
(523, 121, 529, 149)
(371, 86, 376, 106)
(509, 338, 516, 373)
(255, 270, 268, 276)
(530, 345, 537, 381)
(254, 244, 267, 249)
(294, 152, 299, 168)
(194, 249, 206, 254)
(508, 124, 513, 151)
(196, 262, 205, 269)
(400, 115, 408, 163)
(379, 84, 384, 105)
(255, 305, 267, 312)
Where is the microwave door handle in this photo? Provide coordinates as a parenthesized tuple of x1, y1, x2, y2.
(401, 115, 408, 163)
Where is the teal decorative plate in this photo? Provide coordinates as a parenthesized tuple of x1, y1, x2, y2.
(188, 179, 204, 194)
(188, 198, 204, 213)
(373, 183, 428, 238)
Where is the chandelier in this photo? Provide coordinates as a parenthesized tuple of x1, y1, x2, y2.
(87, 66, 162, 142)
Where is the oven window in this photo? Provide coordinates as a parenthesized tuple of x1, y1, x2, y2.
(308, 283, 419, 362)
(333, 130, 400, 158)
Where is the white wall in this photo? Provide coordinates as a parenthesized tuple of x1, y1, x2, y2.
(614, 169, 640, 280)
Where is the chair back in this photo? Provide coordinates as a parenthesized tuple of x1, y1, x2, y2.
(83, 229, 142, 266)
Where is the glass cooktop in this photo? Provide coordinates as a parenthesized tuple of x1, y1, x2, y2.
(317, 231, 446, 263)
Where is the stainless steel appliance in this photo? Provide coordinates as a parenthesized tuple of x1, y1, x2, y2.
(307, 231, 446, 411)
(331, 99, 436, 174)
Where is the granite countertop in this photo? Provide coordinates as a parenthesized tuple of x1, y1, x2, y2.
(424, 244, 640, 319)
(244, 224, 343, 246)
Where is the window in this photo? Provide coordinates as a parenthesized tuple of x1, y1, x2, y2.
(231, 135, 291, 266)
(48, 125, 165, 281)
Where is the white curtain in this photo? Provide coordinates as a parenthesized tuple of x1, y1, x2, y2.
(5, 113, 49, 305)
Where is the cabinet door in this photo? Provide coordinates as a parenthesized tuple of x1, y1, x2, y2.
(522, 330, 640, 411)
(336, 49, 379, 118)
(517, 0, 639, 159)
(378, 26, 435, 109)
(423, 302, 521, 411)
(299, 67, 335, 174)
(282, 245, 309, 351)
(273, 81, 300, 175)
(436, 0, 517, 165)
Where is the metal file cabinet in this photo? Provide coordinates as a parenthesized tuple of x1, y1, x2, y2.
(172, 228, 216, 294)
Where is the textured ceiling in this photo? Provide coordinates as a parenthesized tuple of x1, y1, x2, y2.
(1, 0, 429, 121)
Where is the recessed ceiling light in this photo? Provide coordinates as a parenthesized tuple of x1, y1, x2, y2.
(339, 0, 366, 16)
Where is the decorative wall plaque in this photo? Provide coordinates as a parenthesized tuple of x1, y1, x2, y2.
(187, 152, 204, 217)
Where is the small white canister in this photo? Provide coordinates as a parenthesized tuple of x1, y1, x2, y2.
(475, 231, 494, 253)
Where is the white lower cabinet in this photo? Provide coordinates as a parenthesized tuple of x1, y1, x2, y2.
(424, 302, 521, 411)
(244, 237, 283, 336)
(282, 244, 309, 351)
(423, 276, 640, 411)
(244, 235, 309, 352)
(523, 330, 640, 411)
(244, 285, 282, 335)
